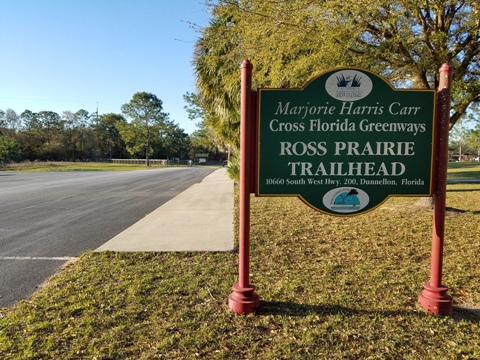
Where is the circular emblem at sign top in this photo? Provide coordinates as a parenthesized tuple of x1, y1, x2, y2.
(325, 70, 373, 101)
(322, 187, 370, 214)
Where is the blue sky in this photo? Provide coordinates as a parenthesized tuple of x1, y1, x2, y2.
(0, 0, 210, 134)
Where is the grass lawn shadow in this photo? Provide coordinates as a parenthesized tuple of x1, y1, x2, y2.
(446, 206, 480, 214)
(451, 306, 480, 322)
(257, 300, 480, 322)
(447, 188, 480, 192)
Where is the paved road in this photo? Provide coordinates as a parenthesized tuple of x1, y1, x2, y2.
(0, 167, 214, 308)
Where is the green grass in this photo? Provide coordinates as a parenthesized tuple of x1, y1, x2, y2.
(447, 162, 480, 179)
(1, 161, 219, 172)
(1, 161, 163, 172)
(0, 170, 479, 358)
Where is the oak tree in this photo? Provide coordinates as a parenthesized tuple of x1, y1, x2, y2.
(194, 0, 480, 149)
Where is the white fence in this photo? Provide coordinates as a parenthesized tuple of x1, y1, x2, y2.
(110, 159, 169, 165)
(109, 159, 225, 166)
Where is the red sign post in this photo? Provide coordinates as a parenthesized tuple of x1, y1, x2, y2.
(418, 63, 453, 315)
(228, 60, 260, 314)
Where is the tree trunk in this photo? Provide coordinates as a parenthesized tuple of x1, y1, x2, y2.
(146, 138, 150, 167)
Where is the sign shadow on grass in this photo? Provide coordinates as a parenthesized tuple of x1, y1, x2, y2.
(257, 300, 480, 322)
(445, 207, 480, 215)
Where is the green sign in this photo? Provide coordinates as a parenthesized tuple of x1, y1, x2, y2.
(257, 67, 435, 216)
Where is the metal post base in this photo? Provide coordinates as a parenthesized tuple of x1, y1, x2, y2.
(228, 283, 260, 315)
(418, 282, 452, 316)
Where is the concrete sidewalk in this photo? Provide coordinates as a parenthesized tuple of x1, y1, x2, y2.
(96, 168, 234, 252)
